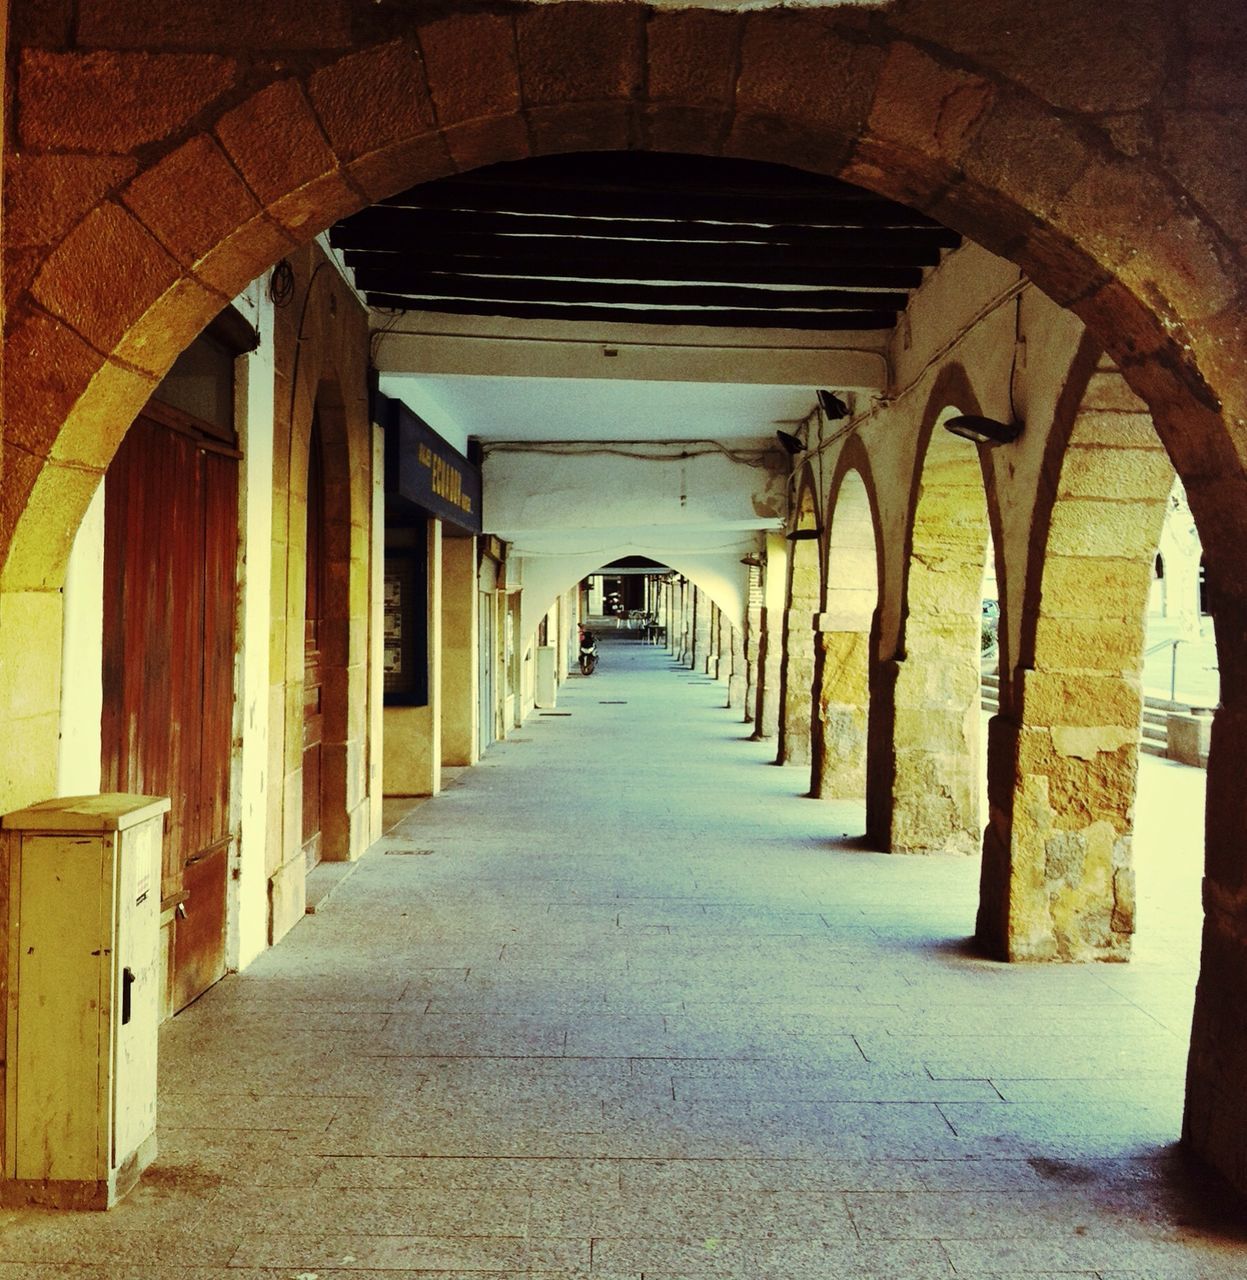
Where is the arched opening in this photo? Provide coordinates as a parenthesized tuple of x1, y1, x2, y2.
(1, 4, 1246, 1199)
(979, 341, 1173, 961)
(877, 391, 992, 854)
(776, 475, 822, 772)
(811, 451, 882, 804)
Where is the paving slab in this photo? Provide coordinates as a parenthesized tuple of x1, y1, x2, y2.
(1, 634, 1244, 1276)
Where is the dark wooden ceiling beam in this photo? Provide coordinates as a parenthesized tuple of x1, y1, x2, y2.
(330, 233, 940, 272)
(335, 206, 959, 251)
(348, 266, 908, 312)
(342, 247, 925, 290)
(376, 184, 944, 227)
(365, 293, 898, 330)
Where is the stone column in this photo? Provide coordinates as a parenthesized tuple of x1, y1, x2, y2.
(780, 608, 816, 767)
(729, 624, 747, 712)
(752, 533, 786, 739)
(693, 588, 714, 673)
(439, 534, 479, 768)
(811, 611, 871, 799)
(1185, 694, 1247, 1198)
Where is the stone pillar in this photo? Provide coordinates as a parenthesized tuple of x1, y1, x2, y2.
(811, 614, 871, 799)
(440, 534, 478, 768)
(885, 627, 980, 854)
(729, 624, 747, 711)
(752, 533, 786, 739)
(1185, 696, 1247, 1198)
(779, 609, 816, 766)
(693, 588, 714, 673)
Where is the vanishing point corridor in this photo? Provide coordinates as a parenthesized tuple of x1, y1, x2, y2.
(1, 634, 1242, 1277)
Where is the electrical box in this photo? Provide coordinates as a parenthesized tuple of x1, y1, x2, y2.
(2, 793, 169, 1209)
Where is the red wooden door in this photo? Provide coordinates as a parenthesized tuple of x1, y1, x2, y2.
(102, 406, 238, 1014)
(302, 419, 325, 868)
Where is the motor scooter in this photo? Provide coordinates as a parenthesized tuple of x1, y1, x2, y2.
(578, 631, 598, 675)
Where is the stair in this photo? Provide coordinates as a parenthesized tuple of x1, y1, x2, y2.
(979, 672, 1187, 762)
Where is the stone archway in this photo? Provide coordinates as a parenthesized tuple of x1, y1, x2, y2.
(874, 370, 993, 854)
(3, 0, 1247, 1195)
(811, 440, 883, 802)
(978, 336, 1173, 962)
(776, 471, 822, 770)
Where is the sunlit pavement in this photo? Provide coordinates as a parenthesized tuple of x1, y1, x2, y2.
(0, 631, 1241, 1279)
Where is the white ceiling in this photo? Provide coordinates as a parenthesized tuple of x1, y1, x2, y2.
(377, 374, 818, 449)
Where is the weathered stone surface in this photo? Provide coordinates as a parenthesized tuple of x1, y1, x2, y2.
(6, 154, 137, 250)
(1050, 724, 1137, 760)
(1044, 496, 1168, 560)
(732, 13, 883, 176)
(122, 133, 260, 271)
(515, 5, 643, 106)
(1018, 669, 1143, 730)
(646, 9, 740, 109)
(31, 201, 181, 354)
(1161, 108, 1247, 246)
(77, 0, 351, 49)
(1056, 447, 1175, 502)
(419, 13, 521, 127)
(18, 50, 236, 153)
(216, 79, 338, 208)
(889, 0, 1168, 115)
(438, 113, 527, 174)
(958, 89, 1092, 221)
(1066, 409, 1160, 449)
(1037, 556, 1153, 620)
(864, 41, 994, 169)
(309, 41, 434, 163)
(4, 305, 109, 457)
(347, 134, 455, 204)
(1031, 615, 1147, 672)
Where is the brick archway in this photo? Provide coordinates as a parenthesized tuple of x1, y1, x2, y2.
(5, 0, 1247, 1195)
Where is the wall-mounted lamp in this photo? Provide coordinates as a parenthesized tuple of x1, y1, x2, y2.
(943, 415, 1023, 446)
(786, 528, 820, 542)
(817, 390, 850, 420)
(775, 429, 804, 456)
(739, 553, 762, 567)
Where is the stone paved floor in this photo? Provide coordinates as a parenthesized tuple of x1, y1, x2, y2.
(3, 633, 1245, 1278)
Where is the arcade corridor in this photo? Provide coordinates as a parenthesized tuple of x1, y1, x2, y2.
(0, 636, 1240, 1276)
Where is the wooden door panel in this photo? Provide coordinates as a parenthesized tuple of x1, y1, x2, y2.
(103, 409, 237, 1014)
(171, 841, 229, 1013)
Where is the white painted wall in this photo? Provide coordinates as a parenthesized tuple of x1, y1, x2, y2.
(230, 282, 275, 972)
(56, 482, 104, 797)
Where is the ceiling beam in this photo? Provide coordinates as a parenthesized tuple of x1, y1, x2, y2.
(339, 205, 960, 250)
(349, 268, 909, 312)
(338, 246, 927, 290)
(365, 294, 897, 330)
(374, 328, 890, 389)
(376, 183, 947, 227)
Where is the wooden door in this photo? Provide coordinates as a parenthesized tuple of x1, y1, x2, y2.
(302, 420, 325, 868)
(102, 406, 238, 1014)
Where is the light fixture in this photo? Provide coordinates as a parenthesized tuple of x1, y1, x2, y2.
(786, 528, 820, 542)
(739, 553, 762, 567)
(775, 429, 804, 456)
(943, 414, 1023, 446)
(817, 390, 850, 420)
